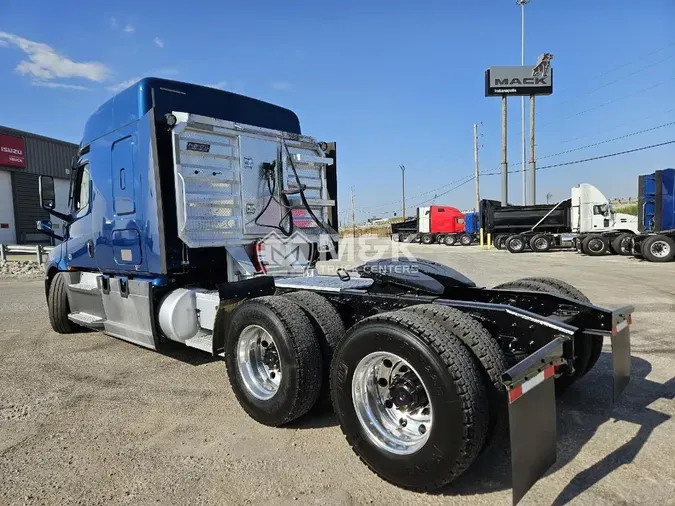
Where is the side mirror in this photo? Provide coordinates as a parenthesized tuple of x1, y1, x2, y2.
(39, 175, 56, 210)
(36, 219, 63, 241)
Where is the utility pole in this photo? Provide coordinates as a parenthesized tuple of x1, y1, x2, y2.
(517, 0, 530, 205)
(501, 96, 508, 206)
(529, 95, 536, 204)
(350, 186, 356, 238)
(473, 124, 480, 212)
(400, 164, 406, 220)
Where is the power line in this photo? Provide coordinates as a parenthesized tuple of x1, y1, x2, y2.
(556, 52, 675, 107)
(558, 106, 675, 145)
(481, 140, 675, 176)
(536, 121, 675, 161)
(354, 171, 474, 210)
(478, 120, 675, 175)
(538, 78, 671, 129)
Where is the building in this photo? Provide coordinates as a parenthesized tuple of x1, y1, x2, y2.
(0, 126, 78, 244)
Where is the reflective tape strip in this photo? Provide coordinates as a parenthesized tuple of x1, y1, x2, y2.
(612, 319, 629, 336)
(508, 364, 556, 404)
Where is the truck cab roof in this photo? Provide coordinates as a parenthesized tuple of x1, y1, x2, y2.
(81, 77, 301, 146)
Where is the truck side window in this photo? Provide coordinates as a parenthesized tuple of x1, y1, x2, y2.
(438, 208, 445, 212)
(74, 163, 91, 211)
(593, 204, 608, 216)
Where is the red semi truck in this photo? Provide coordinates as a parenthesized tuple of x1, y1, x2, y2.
(391, 205, 473, 245)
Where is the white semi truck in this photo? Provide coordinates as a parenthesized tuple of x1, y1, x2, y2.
(488, 183, 638, 254)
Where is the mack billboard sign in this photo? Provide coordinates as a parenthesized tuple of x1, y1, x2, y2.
(485, 53, 554, 97)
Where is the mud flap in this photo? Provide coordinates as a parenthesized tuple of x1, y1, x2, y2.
(611, 308, 633, 403)
(503, 336, 566, 506)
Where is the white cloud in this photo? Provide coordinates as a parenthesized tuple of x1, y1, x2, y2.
(154, 37, 164, 48)
(32, 80, 90, 91)
(109, 17, 118, 29)
(0, 32, 111, 82)
(107, 77, 140, 92)
(271, 81, 291, 91)
(204, 81, 228, 90)
(123, 25, 135, 33)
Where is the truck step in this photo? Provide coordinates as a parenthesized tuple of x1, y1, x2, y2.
(184, 334, 213, 353)
(68, 312, 105, 329)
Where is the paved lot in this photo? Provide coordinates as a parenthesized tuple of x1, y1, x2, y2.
(1, 239, 674, 506)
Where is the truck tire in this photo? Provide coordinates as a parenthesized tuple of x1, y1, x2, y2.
(582, 235, 608, 256)
(611, 233, 633, 255)
(331, 310, 489, 491)
(48, 272, 78, 334)
(506, 235, 526, 253)
(392, 233, 401, 242)
(435, 234, 445, 244)
(421, 234, 434, 245)
(443, 234, 456, 246)
(401, 305, 508, 447)
(492, 278, 598, 392)
(529, 233, 552, 252)
(283, 291, 345, 410)
(493, 235, 506, 250)
(459, 233, 473, 246)
(224, 296, 322, 426)
(641, 235, 675, 262)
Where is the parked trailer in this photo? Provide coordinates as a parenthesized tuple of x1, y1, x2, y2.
(36, 78, 633, 505)
(483, 184, 638, 254)
(630, 168, 675, 262)
(391, 205, 473, 246)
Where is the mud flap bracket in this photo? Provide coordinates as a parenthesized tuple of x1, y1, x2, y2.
(503, 336, 566, 506)
(610, 308, 633, 403)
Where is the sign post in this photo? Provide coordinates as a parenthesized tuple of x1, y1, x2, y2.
(485, 53, 553, 206)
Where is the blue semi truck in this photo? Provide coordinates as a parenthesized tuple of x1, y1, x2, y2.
(35, 77, 634, 505)
(631, 168, 675, 262)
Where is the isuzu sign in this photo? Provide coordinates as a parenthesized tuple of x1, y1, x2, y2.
(485, 53, 554, 97)
(0, 134, 26, 168)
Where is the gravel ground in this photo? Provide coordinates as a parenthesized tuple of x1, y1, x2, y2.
(0, 261, 45, 279)
(0, 239, 674, 506)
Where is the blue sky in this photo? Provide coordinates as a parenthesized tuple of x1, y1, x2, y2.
(1, 0, 674, 223)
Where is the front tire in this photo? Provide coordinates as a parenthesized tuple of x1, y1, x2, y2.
(224, 296, 322, 426)
(331, 310, 488, 491)
(48, 272, 78, 334)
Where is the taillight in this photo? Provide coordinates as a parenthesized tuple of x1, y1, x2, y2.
(254, 240, 268, 274)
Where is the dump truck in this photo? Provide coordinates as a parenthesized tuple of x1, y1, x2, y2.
(391, 205, 473, 245)
(630, 168, 675, 262)
(36, 77, 633, 505)
(484, 184, 638, 254)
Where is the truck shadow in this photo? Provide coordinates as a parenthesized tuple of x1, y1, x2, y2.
(441, 353, 673, 501)
(156, 340, 220, 366)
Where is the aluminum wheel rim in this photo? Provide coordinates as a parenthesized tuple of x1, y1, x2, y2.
(236, 325, 281, 400)
(588, 239, 603, 252)
(650, 241, 670, 258)
(534, 238, 548, 250)
(352, 352, 432, 455)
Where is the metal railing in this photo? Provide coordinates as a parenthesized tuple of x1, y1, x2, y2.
(0, 244, 54, 265)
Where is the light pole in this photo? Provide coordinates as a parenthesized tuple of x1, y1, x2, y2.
(400, 164, 406, 220)
(517, 0, 530, 205)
